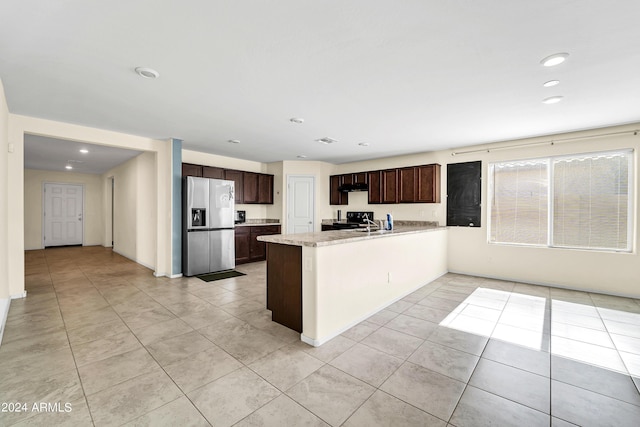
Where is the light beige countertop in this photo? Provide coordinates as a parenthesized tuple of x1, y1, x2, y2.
(235, 219, 281, 227)
(257, 224, 445, 247)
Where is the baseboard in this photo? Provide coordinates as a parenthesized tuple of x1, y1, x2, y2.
(167, 273, 183, 279)
(0, 298, 10, 348)
(112, 249, 157, 273)
(303, 270, 447, 347)
(11, 291, 27, 299)
(301, 334, 319, 347)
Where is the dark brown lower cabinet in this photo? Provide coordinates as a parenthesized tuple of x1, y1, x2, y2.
(251, 229, 266, 260)
(235, 225, 281, 264)
(266, 243, 302, 332)
(234, 227, 251, 264)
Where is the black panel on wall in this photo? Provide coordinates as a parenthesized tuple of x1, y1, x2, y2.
(447, 161, 481, 227)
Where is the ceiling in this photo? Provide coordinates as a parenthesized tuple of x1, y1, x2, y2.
(2, 1, 640, 165)
(24, 135, 142, 174)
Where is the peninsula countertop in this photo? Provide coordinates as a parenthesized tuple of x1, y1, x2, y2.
(257, 223, 445, 247)
(235, 219, 281, 227)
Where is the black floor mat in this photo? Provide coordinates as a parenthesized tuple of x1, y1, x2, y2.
(196, 270, 246, 282)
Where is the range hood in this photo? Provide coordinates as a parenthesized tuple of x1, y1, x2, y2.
(338, 183, 369, 192)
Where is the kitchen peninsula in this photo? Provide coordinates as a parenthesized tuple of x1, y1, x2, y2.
(258, 223, 447, 346)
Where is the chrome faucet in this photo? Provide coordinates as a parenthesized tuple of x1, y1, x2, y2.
(362, 213, 380, 232)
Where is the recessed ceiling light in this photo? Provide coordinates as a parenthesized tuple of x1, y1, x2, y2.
(228, 139, 240, 144)
(296, 155, 307, 159)
(79, 149, 89, 154)
(540, 53, 569, 67)
(315, 137, 337, 145)
(65, 165, 73, 170)
(290, 118, 304, 124)
(135, 67, 160, 79)
(542, 96, 564, 104)
(543, 80, 560, 87)
(358, 142, 370, 147)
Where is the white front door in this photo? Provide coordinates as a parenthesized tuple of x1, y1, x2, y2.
(44, 183, 84, 247)
(287, 175, 315, 234)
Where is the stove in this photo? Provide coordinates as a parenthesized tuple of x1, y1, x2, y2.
(332, 211, 374, 229)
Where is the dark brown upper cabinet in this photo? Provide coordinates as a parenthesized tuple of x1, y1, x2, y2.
(417, 164, 441, 203)
(330, 175, 348, 205)
(243, 172, 274, 205)
(224, 169, 244, 204)
(243, 172, 260, 204)
(398, 167, 417, 203)
(182, 163, 202, 177)
(183, 163, 274, 205)
(367, 171, 382, 204)
(381, 169, 398, 204)
(258, 174, 274, 204)
(342, 172, 368, 185)
(202, 166, 225, 179)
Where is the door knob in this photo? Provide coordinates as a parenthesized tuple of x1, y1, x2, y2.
(308, 221, 312, 224)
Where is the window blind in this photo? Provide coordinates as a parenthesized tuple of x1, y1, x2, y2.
(553, 151, 630, 251)
(489, 149, 632, 252)
(490, 160, 548, 245)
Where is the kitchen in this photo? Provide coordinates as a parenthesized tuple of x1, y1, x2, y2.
(2, 1, 640, 426)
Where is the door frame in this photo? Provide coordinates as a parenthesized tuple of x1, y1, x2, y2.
(286, 175, 316, 234)
(105, 176, 114, 248)
(42, 181, 85, 248)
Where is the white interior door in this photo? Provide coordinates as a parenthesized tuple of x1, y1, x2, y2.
(287, 175, 315, 234)
(44, 183, 84, 247)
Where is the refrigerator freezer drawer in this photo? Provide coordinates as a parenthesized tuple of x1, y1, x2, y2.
(210, 229, 235, 272)
(186, 230, 210, 276)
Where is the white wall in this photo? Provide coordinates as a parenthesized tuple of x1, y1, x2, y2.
(23, 169, 104, 250)
(0, 79, 9, 301)
(182, 149, 270, 220)
(106, 152, 157, 269)
(334, 123, 640, 297)
(266, 161, 284, 222)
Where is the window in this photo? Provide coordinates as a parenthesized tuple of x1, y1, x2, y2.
(489, 150, 632, 251)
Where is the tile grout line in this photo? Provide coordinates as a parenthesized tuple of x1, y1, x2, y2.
(46, 251, 98, 427)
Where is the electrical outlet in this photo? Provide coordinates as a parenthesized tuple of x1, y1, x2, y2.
(419, 210, 425, 217)
(387, 272, 391, 283)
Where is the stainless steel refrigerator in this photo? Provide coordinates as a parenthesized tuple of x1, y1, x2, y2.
(183, 176, 235, 276)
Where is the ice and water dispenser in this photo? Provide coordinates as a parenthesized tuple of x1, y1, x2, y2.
(192, 208, 206, 227)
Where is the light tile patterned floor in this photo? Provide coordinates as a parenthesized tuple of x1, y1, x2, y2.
(1, 246, 640, 426)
